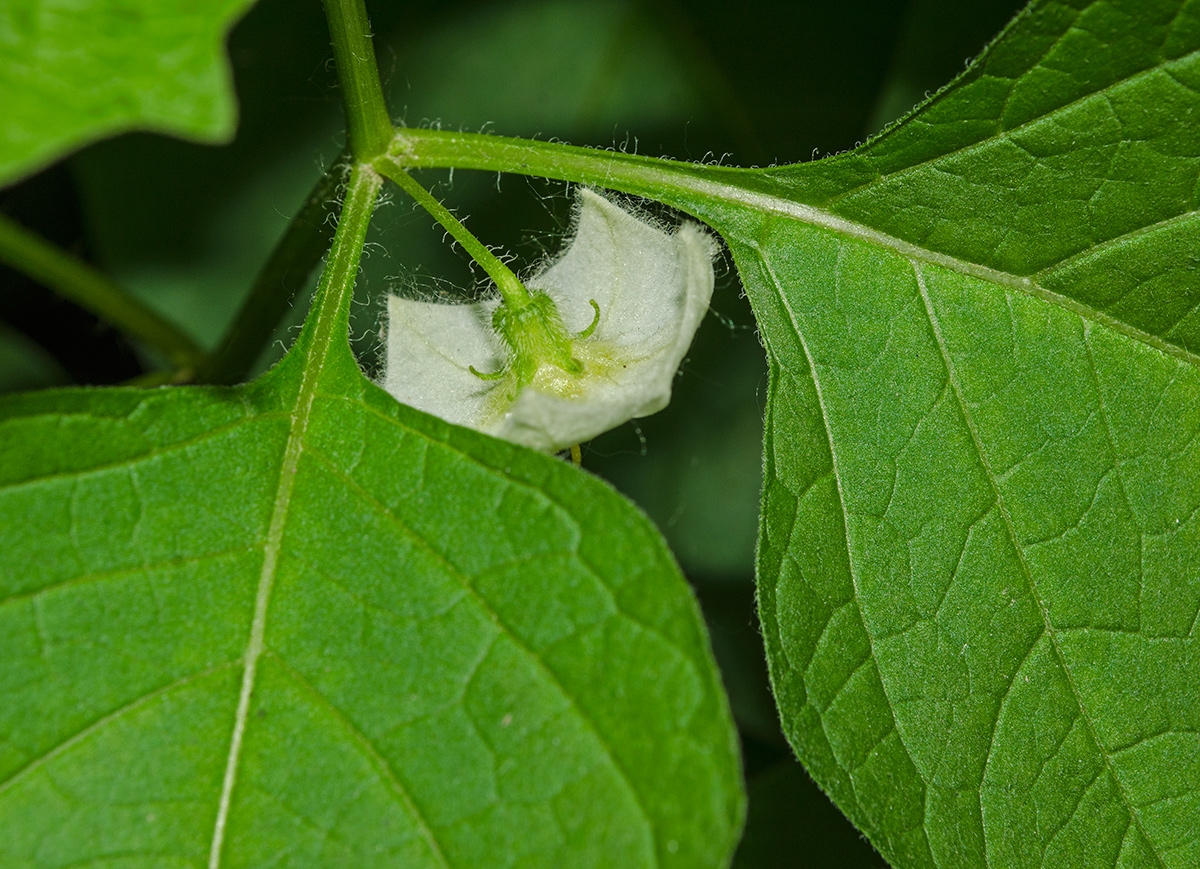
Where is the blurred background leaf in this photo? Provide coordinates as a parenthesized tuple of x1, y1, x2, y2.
(0, 0, 256, 187)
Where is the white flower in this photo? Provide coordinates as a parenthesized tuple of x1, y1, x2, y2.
(383, 188, 716, 452)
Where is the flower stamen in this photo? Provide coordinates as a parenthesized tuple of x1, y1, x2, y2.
(572, 300, 602, 340)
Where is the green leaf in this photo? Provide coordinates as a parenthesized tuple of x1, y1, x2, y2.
(0, 167, 743, 866)
(0, 0, 258, 188)
(708, 0, 1200, 864)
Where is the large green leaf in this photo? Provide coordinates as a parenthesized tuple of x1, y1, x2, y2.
(710, 0, 1200, 864)
(396, 0, 1200, 836)
(0, 0, 257, 188)
(0, 167, 743, 866)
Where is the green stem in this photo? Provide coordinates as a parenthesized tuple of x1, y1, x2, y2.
(303, 163, 382, 363)
(376, 157, 534, 309)
(386, 127, 783, 213)
(0, 212, 204, 370)
(195, 156, 346, 385)
(321, 0, 392, 161)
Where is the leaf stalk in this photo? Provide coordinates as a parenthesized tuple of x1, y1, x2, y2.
(303, 162, 382, 363)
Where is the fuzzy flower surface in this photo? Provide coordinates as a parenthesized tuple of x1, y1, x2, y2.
(384, 189, 716, 452)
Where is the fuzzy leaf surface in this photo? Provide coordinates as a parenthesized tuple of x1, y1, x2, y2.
(681, 0, 1200, 865)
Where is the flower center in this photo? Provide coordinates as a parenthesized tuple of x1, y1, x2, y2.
(472, 291, 601, 397)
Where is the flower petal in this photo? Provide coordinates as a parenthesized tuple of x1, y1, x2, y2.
(499, 191, 715, 450)
(384, 189, 716, 453)
(532, 189, 713, 351)
(383, 296, 501, 429)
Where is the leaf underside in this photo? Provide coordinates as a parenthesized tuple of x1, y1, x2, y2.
(659, 0, 1200, 865)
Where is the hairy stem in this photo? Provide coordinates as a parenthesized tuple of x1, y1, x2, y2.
(386, 126, 776, 210)
(321, 0, 392, 161)
(0, 211, 204, 371)
(376, 158, 533, 308)
(306, 163, 382, 353)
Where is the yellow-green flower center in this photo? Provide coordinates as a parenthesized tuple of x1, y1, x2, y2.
(473, 291, 601, 400)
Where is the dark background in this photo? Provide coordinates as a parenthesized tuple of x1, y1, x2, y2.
(0, 0, 1027, 863)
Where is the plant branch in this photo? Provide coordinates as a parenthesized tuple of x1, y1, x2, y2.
(303, 162, 382, 362)
(195, 155, 347, 385)
(0, 211, 204, 370)
(376, 158, 533, 308)
(386, 127, 778, 211)
(321, 0, 392, 161)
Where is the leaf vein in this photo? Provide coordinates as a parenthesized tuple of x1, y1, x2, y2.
(0, 411, 283, 493)
(824, 41, 1197, 211)
(0, 663, 238, 798)
(299, 446, 661, 865)
(0, 545, 264, 610)
(912, 261, 1169, 868)
(269, 653, 452, 867)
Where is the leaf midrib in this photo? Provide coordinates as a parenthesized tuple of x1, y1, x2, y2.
(206, 163, 385, 869)
(206, 336, 318, 869)
(710, 180, 1200, 370)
